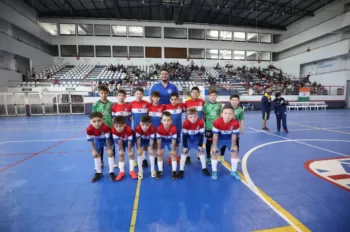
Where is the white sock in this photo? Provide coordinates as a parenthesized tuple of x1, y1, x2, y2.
(231, 158, 239, 172)
(211, 159, 218, 172)
(180, 154, 187, 171)
(171, 161, 177, 172)
(119, 162, 125, 173)
(149, 155, 155, 172)
(199, 155, 206, 169)
(129, 160, 134, 172)
(108, 157, 115, 173)
(94, 158, 102, 173)
(137, 156, 143, 172)
(157, 160, 163, 171)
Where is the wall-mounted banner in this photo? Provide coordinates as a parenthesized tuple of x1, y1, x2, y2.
(298, 87, 310, 102)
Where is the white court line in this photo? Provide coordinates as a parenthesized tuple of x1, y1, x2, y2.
(0, 120, 88, 124)
(289, 123, 350, 135)
(0, 138, 86, 145)
(244, 126, 350, 134)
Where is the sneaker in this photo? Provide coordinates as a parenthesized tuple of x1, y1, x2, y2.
(151, 170, 156, 178)
(130, 171, 138, 179)
(238, 157, 242, 164)
(231, 171, 241, 180)
(116, 172, 125, 181)
(156, 171, 163, 179)
(177, 170, 184, 179)
(202, 168, 210, 176)
(172, 171, 177, 180)
(211, 171, 218, 180)
(134, 160, 138, 167)
(142, 160, 148, 168)
(138, 170, 143, 180)
(167, 157, 171, 165)
(206, 158, 211, 165)
(91, 173, 103, 182)
(185, 156, 191, 164)
(109, 172, 116, 182)
(113, 163, 118, 168)
(283, 130, 289, 133)
(262, 127, 270, 131)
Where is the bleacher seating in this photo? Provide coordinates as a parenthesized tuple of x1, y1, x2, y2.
(34, 65, 64, 80)
(287, 102, 328, 111)
(60, 65, 95, 79)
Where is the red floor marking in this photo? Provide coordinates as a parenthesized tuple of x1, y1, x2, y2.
(328, 174, 350, 180)
(0, 133, 82, 173)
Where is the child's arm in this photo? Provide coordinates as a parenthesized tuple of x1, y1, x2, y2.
(212, 134, 218, 152)
(136, 137, 142, 155)
(240, 119, 244, 134)
(231, 134, 238, 151)
(171, 138, 177, 156)
(117, 140, 125, 156)
(157, 138, 162, 156)
(106, 137, 113, 156)
(128, 141, 133, 154)
(90, 140, 99, 157)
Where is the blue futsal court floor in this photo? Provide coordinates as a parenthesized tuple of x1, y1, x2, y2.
(0, 109, 350, 232)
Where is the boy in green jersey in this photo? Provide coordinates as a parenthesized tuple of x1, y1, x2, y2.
(203, 89, 222, 164)
(92, 85, 116, 168)
(221, 94, 244, 158)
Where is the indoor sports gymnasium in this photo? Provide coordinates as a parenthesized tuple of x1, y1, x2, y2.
(0, 0, 350, 232)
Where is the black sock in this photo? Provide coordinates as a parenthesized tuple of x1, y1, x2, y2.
(206, 140, 212, 158)
(221, 147, 226, 156)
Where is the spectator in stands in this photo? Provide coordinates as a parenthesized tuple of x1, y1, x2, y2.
(149, 68, 179, 105)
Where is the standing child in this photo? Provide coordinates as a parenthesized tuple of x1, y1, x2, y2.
(203, 89, 222, 164)
(273, 92, 289, 133)
(112, 89, 132, 127)
(135, 115, 156, 178)
(92, 86, 116, 168)
(130, 87, 150, 167)
(112, 116, 138, 181)
(156, 112, 178, 180)
(184, 87, 205, 120)
(211, 105, 240, 181)
(221, 95, 244, 160)
(149, 90, 165, 133)
(178, 108, 210, 179)
(86, 112, 116, 182)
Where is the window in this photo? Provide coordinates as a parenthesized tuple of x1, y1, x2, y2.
(246, 51, 258, 60)
(128, 26, 143, 37)
(206, 49, 219, 59)
(96, 46, 111, 57)
(113, 46, 128, 57)
(219, 50, 232, 60)
(188, 29, 205, 40)
(164, 27, 187, 39)
(220, 31, 232, 41)
(233, 50, 245, 60)
(60, 45, 77, 57)
(233, 32, 246, 42)
(94, 25, 110, 36)
(129, 46, 144, 57)
(78, 45, 94, 57)
(259, 51, 271, 61)
(247, 33, 258, 42)
(206, 30, 219, 40)
(39, 23, 58, 35)
(145, 26, 161, 38)
(189, 48, 205, 59)
(77, 24, 93, 36)
(260, 33, 272, 43)
(111, 25, 127, 37)
(59, 24, 76, 35)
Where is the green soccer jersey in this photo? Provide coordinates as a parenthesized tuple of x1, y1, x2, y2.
(203, 102, 222, 130)
(234, 106, 244, 122)
(92, 100, 114, 128)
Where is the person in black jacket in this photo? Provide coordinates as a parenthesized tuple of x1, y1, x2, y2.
(273, 92, 289, 133)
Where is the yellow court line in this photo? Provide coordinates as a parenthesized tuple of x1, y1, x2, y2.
(220, 159, 310, 232)
(129, 178, 142, 232)
(252, 225, 296, 232)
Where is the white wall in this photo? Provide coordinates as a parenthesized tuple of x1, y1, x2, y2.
(0, 68, 21, 91)
(0, 50, 15, 70)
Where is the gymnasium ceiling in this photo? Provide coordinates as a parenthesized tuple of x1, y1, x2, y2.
(23, 0, 335, 30)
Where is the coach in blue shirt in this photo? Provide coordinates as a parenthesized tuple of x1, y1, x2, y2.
(149, 68, 179, 104)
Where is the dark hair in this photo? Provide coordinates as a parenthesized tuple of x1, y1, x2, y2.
(140, 115, 152, 124)
(113, 116, 126, 125)
(160, 68, 169, 73)
(98, 86, 109, 93)
(191, 87, 200, 92)
(187, 108, 198, 115)
(222, 105, 234, 112)
(117, 89, 127, 95)
(151, 90, 161, 98)
(134, 87, 144, 94)
(161, 111, 172, 119)
(208, 88, 218, 95)
(170, 92, 179, 99)
(230, 94, 240, 100)
(89, 112, 103, 119)
(275, 92, 281, 98)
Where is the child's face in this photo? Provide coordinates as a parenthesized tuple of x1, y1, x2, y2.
(90, 117, 103, 129)
(170, 96, 178, 105)
(222, 109, 234, 123)
(161, 116, 172, 128)
(140, 122, 151, 132)
(208, 93, 217, 103)
(135, 91, 144, 101)
(187, 114, 198, 124)
(230, 97, 240, 108)
(117, 93, 126, 103)
(152, 96, 160, 105)
(114, 123, 126, 133)
(190, 90, 200, 100)
(99, 91, 108, 101)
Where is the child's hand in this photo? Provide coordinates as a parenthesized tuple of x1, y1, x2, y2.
(137, 148, 143, 156)
(157, 149, 162, 157)
(107, 149, 113, 157)
(92, 149, 99, 158)
(230, 145, 238, 153)
(182, 148, 188, 154)
(119, 149, 125, 157)
(148, 146, 154, 155)
(170, 149, 177, 157)
(211, 148, 220, 155)
(240, 128, 244, 134)
(197, 146, 204, 153)
(128, 149, 133, 156)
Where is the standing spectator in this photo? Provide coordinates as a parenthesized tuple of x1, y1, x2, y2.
(261, 86, 272, 131)
(149, 69, 178, 105)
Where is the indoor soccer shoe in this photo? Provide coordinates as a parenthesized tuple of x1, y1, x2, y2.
(206, 158, 211, 165)
(109, 172, 116, 182)
(116, 172, 125, 181)
(91, 173, 103, 182)
(156, 171, 163, 179)
(172, 171, 177, 180)
(114, 163, 118, 168)
(142, 160, 148, 168)
(134, 160, 138, 167)
(202, 168, 210, 176)
(130, 171, 138, 179)
(177, 170, 184, 179)
(138, 170, 143, 180)
(211, 171, 218, 180)
(151, 170, 156, 178)
(185, 156, 191, 164)
(231, 171, 241, 180)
